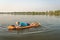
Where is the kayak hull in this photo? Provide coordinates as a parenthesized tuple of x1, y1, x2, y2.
(8, 22, 40, 31)
(8, 25, 40, 31)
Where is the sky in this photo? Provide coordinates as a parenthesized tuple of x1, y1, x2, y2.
(0, 0, 60, 12)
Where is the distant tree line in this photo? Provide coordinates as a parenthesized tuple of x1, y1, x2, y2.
(0, 10, 60, 16)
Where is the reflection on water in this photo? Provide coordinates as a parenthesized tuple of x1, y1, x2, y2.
(0, 14, 60, 40)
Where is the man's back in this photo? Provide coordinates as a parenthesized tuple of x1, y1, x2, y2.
(19, 22, 29, 26)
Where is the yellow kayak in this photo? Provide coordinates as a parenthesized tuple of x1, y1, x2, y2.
(8, 22, 40, 31)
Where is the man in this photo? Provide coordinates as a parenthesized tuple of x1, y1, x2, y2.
(16, 22, 30, 27)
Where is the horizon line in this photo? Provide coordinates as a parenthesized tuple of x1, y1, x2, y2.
(0, 10, 60, 12)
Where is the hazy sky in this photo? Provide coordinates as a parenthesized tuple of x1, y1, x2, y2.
(0, 0, 60, 12)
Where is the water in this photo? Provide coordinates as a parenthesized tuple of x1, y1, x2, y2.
(0, 14, 60, 40)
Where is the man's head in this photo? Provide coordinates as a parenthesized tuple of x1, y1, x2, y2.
(16, 22, 20, 25)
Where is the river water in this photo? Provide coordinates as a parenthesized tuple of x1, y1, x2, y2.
(0, 14, 60, 40)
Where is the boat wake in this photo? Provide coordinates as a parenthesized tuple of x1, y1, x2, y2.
(0, 26, 51, 35)
(17, 26, 51, 35)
